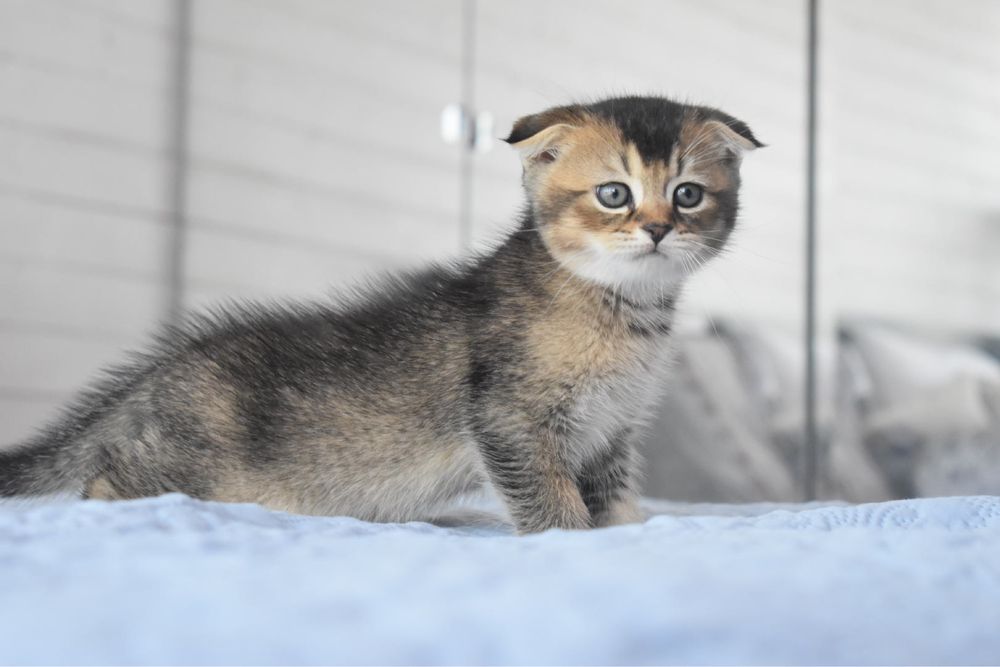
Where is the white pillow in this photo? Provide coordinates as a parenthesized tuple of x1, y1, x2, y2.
(849, 325, 1000, 409)
(865, 375, 996, 441)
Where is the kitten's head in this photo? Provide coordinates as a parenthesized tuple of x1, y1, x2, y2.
(506, 96, 761, 297)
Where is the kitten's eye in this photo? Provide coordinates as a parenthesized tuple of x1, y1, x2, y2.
(673, 183, 704, 208)
(595, 182, 631, 209)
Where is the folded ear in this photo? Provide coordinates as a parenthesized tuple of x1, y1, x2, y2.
(504, 107, 582, 166)
(703, 116, 765, 154)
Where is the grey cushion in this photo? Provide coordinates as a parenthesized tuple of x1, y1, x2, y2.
(640, 335, 798, 502)
(823, 344, 894, 502)
(716, 320, 836, 463)
(865, 376, 1000, 497)
(847, 324, 1000, 497)
(711, 320, 888, 501)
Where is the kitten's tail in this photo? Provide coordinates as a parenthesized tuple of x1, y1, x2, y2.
(0, 434, 98, 497)
(0, 363, 147, 497)
(1, 349, 158, 498)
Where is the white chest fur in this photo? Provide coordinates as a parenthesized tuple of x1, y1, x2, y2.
(563, 338, 677, 471)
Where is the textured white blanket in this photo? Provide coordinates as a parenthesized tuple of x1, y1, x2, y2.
(1, 494, 998, 665)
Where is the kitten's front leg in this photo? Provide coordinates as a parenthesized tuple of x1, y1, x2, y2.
(577, 430, 645, 528)
(475, 429, 591, 534)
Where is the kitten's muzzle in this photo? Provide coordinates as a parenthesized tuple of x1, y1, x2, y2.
(642, 223, 673, 246)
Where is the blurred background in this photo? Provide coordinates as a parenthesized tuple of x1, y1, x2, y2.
(1, 0, 998, 504)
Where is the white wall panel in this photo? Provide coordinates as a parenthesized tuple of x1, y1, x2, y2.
(0, 329, 138, 446)
(0, 0, 172, 87)
(819, 0, 1000, 334)
(0, 331, 133, 394)
(182, 0, 465, 304)
(0, 0, 173, 445)
(183, 226, 388, 305)
(0, 61, 168, 151)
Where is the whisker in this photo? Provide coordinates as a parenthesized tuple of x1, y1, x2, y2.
(543, 272, 577, 317)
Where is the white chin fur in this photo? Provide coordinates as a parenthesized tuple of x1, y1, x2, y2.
(563, 234, 713, 302)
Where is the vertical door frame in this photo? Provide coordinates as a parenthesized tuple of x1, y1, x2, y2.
(803, 0, 820, 500)
(166, 0, 192, 323)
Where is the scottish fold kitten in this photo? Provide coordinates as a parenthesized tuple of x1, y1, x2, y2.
(0, 95, 760, 533)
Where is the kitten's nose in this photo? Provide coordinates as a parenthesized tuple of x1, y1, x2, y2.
(643, 223, 673, 246)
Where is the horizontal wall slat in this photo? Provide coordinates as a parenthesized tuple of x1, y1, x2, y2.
(184, 227, 399, 299)
(0, 331, 139, 395)
(0, 195, 168, 273)
(186, 167, 460, 262)
(0, 126, 169, 214)
(0, 61, 169, 151)
(0, 263, 164, 338)
(0, 395, 69, 447)
(0, 0, 171, 88)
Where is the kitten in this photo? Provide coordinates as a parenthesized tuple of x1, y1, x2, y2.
(0, 95, 760, 533)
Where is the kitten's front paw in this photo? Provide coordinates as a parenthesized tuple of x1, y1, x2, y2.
(593, 497, 645, 528)
(517, 514, 591, 535)
(517, 503, 592, 534)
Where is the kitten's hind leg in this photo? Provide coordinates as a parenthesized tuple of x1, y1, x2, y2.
(83, 476, 127, 500)
(577, 430, 644, 528)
